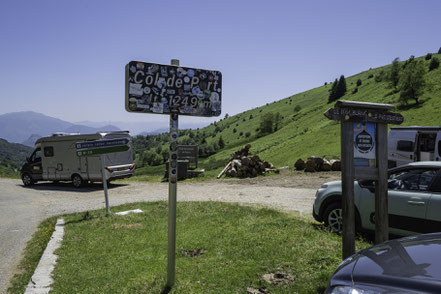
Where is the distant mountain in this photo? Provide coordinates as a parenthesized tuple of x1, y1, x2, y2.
(64, 124, 120, 134)
(0, 111, 73, 143)
(21, 134, 42, 147)
(0, 111, 121, 144)
(0, 138, 33, 176)
(137, 128, 169, 136)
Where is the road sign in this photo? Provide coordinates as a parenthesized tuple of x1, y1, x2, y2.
(324, 107, 404, 124)
(125, 61, 222, 117)
(76, 145, 129, 157)
(75, 138, 130, 150)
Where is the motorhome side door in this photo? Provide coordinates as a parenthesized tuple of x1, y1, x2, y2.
(389, 130, 418, 166)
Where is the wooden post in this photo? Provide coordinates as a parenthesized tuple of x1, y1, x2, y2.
(341, 121, 355, 259)
(375, 123, 389, 244)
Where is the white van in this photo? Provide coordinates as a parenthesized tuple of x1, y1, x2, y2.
(388, 126, 441, 167)
(20, 131, 135, 187)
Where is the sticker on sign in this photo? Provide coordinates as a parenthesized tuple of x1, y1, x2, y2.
(125, 61, 222, 117)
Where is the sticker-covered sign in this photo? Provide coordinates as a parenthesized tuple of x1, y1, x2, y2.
(354, 122, 376, 168)
(125, 61, 222, 117)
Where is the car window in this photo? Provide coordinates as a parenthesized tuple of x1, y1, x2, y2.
(388, 169, 437, 192)
(31, 149, 42, 163)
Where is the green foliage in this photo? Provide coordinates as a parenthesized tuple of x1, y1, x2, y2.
(399, 59, 426, 105)
(374, 70, 385, 82)
(439, 47, 441, 54)
(258, 112, 275, 136)
(218, 136, 225, 149)
(352, 87, 358, 94)
(429, 57, 440, 71)
(294, 105, 301, 112)
(388, 57, 400, 89)
(425, 53, 433, 60)
(356, 78, 362, 87)
(0, 139, 33, 176)
(328, 75, 346, 103)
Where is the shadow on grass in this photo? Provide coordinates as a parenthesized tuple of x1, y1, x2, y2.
(19, 181, 127, 193)
(161, 286, 172, 294)
(396, 99, 428, 111)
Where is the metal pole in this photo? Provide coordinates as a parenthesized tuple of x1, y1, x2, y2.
(375, 123, 389, 244)
(341, 121, 355, 259)
(100, 155, 110, 216)
(167, 58, 180, 289)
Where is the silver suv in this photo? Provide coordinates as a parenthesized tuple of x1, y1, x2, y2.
(313, 162, 441, 236)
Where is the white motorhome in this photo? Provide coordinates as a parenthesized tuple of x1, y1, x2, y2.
(388, 126, 441, 167)
(20, 131, 135, 187)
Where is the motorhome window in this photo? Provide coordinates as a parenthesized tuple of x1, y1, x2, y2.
(44, 146, 54, 157)
(397, 140, 413, 152)
(31, 149, 42, 162)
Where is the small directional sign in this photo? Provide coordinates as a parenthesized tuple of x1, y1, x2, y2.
(75, 138, 130, 150)
(76, 145, 129, 157)
(324, 107, 404, 124)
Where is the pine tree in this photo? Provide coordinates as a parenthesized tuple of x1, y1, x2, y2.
(328, 78, 339, 103)
(389, 57, 400, 89)
(218, 136, 225, 149)
(335, 75, 347, 99)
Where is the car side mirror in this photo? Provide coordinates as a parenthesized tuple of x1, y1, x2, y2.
(359, 180, 375, 193)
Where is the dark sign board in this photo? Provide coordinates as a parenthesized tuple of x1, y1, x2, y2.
(125, 61, 222, 117)
(75, 138, 129, 150)
(324, 107, 404, 124)
(178, 145, 198, 166)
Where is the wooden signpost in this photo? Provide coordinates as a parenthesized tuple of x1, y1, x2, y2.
(324, 100, 404, 259)
(125, 59, 222, 289)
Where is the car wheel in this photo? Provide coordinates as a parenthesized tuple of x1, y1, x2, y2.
(323, 203, 343, 233)
(72, 174, 84, 188)
(22, 173, 34, 186)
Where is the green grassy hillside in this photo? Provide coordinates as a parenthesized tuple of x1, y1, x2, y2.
(0, 139, 33, 177)
(188, 54, 441, 173)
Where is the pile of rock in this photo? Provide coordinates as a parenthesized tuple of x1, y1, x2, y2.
(217, 144, 278, 179)
(294, 156, 341, 172)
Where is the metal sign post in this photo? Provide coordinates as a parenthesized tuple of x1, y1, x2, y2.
(324, 100, 404, 259)
(167, 59, 179, 289)
(76, 138, 130, 216)
(125, 58, 222, 290)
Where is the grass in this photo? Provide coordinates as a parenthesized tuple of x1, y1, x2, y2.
(11, 202, 372, 294)
(7, 216, 58, 293)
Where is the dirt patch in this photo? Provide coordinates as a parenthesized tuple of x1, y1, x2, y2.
(180, 248, 206, 257)
(246, 286, 269, 294)
(112, 223, 143, 229)
(218, 169, 340, 189)
(262, 271, 293, 285)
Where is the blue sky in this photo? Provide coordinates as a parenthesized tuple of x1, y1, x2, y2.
(1, 0, 440, 130)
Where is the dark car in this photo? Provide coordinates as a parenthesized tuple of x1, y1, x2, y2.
(327, 233, 441, 293)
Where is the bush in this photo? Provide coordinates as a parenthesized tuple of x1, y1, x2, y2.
(245, 132, 251, 138)
(425, 53, 432, 60)
(374, 70, 385, 83)
(356, 79, 362, 87)
(429, 57, 440, 71)
(294, 105, 301, 112)
(239, 132, 243, 136)
(249, 114, 253, 119)
(233, 128, 237, 133)
(368, 74, 374, 79)
(352, 88, 358, 94)
(438, 47, 441, 54)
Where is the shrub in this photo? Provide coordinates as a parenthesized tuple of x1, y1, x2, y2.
(368, 74, 374, 79)
(425, 53, 432, 60)
(374, 70, 385, 83)
(249, 114, 253, 119)
(233, 128, 237, 133)
(438, 47, 441, 54)
(239, 132, 243, 136)
(245, 132, 251, 138)
(352, 88, 358, 94)
(356, 79, 362, 87)
(429, 57, 440, 71)
(294, 105, 301, 112)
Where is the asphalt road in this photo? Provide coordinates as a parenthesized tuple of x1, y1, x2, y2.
(0, 178, 317, 293)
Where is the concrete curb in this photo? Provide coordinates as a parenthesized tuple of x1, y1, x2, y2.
(25, 218, 64, 294)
